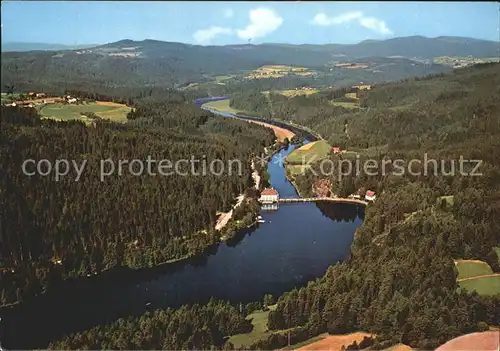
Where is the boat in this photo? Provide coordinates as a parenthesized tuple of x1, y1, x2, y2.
(258, 219, 265, 223)
(257, 215, 263, 220)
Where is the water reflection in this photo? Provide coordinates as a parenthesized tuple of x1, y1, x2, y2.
(261, 203, 279, 211)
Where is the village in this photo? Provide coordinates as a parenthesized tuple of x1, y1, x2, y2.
(4, 92, 79, 107)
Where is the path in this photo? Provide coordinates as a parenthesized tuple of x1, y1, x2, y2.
(457, 273, 500, 282)
(215, 195, 245, 231)
(279, 197, 368, 206)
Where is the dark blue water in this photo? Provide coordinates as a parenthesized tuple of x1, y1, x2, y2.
(1, 104, 364, 350)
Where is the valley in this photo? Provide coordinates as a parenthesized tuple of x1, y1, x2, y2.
(1, 3, 500, 349)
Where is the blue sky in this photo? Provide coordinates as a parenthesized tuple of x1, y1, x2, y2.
(2, 1, 499, 45)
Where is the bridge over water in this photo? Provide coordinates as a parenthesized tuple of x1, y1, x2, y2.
(279, 197, 368, 206)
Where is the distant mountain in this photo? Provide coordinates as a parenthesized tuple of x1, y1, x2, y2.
(1, 42, 98, 52)
(1, 36, 497, 91)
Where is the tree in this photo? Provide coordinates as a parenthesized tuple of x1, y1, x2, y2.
(264, 294, 276, 307)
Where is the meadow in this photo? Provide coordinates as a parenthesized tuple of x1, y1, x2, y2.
(459, 276, 500, 296)
(228, 306, 277, 348)
(455, 259, 500, 296)
(455, 260, 493, 280)
(286, 140, 332, 165)
(39, 101, 131, 123)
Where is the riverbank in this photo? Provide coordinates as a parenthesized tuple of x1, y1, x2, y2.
(202, 100, 296, 142)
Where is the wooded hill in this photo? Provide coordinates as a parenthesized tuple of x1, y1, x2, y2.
(0, 101, 275, 306)
(35, 64, 500, 350)
(2, 36, 497, 90)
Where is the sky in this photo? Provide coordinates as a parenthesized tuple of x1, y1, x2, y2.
(1, 1, 499, 46)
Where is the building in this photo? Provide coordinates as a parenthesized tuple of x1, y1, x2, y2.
(365, 190, 376, 202)
(259, 188, 279, 203)
(36, 93, 46, 98)
(331, 147, 341, 154)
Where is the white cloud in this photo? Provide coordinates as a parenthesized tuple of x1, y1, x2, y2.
(224, 9, 234, 18)
(311, 11, 393, 36)
(312, 11, 362, 26)
(237, 8, 283, 40)
(193, 26, 232, 45)
(359, 17, 392, 35)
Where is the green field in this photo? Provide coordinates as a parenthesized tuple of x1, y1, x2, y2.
(455, 260, 493, 280)
(202, 99, 245, 115)
(437, 195, 455, 209)
(1, 93, 20, 104)
(460, 276, 500, 296)
(329, 100, 360, 109)
(39, 102, 131, 123)
(228, 308, 274, 348)
(286, 140, 332, 165)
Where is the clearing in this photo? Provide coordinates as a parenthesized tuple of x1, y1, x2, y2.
(39, 101, 131, 123)
(294, 332, 374, 351)
(454, 259, 493, 280)
(459, 275, 500, 296)
(228, 306, 278, 348)
(329, 100, 360, 109)
(437, 195, 455, 208)
(246, 65, 312, 79)
(286, 140, 332, 165)
(202, 99, 248, 115)
(278, 89, 318, 97)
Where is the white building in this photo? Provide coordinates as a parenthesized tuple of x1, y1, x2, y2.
(365, 190, 376, 202)
(259, 188, 279, 203)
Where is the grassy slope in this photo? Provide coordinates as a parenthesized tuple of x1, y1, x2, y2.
(202, 99, 249, 115)
(39, 102, 130, 123)
(228, 307, 276, 348)
(286, 140, 332, 165)
(459, 276, 500, 296)
(455, 260, 493, 280)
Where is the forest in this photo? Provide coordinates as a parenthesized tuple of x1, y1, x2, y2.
(1, 61, 500, 350)
(0, 100, 275, 306)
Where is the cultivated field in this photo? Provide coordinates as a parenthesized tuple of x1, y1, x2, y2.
(279, 89, 318, 97)
(39, 101, 131, 123)
(455, 259, 493, 280)
(246, 65, 312, 79)
(294, 332, 373, 351)
(286, 140, 332, 165)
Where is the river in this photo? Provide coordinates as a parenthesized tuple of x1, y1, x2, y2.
(0, 101, 364, 350)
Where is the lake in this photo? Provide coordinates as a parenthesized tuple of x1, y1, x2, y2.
(0, 104, 364, 350)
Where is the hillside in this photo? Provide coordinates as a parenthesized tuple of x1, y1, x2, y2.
(1, 36, 497, 92)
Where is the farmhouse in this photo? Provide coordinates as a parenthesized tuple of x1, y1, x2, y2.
(331, 146, 342, 154)
(365, 190, 376, 202)
(259, 188, 279, 204)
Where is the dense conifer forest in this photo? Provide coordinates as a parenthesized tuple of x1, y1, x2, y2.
(27, 63, 500, 350)
(0, 101, 275, 306)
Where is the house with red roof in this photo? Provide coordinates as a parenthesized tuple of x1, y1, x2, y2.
(365, 190, 376, 202)
(259, 188, 279, 203)
(331, 147, 341, 154)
